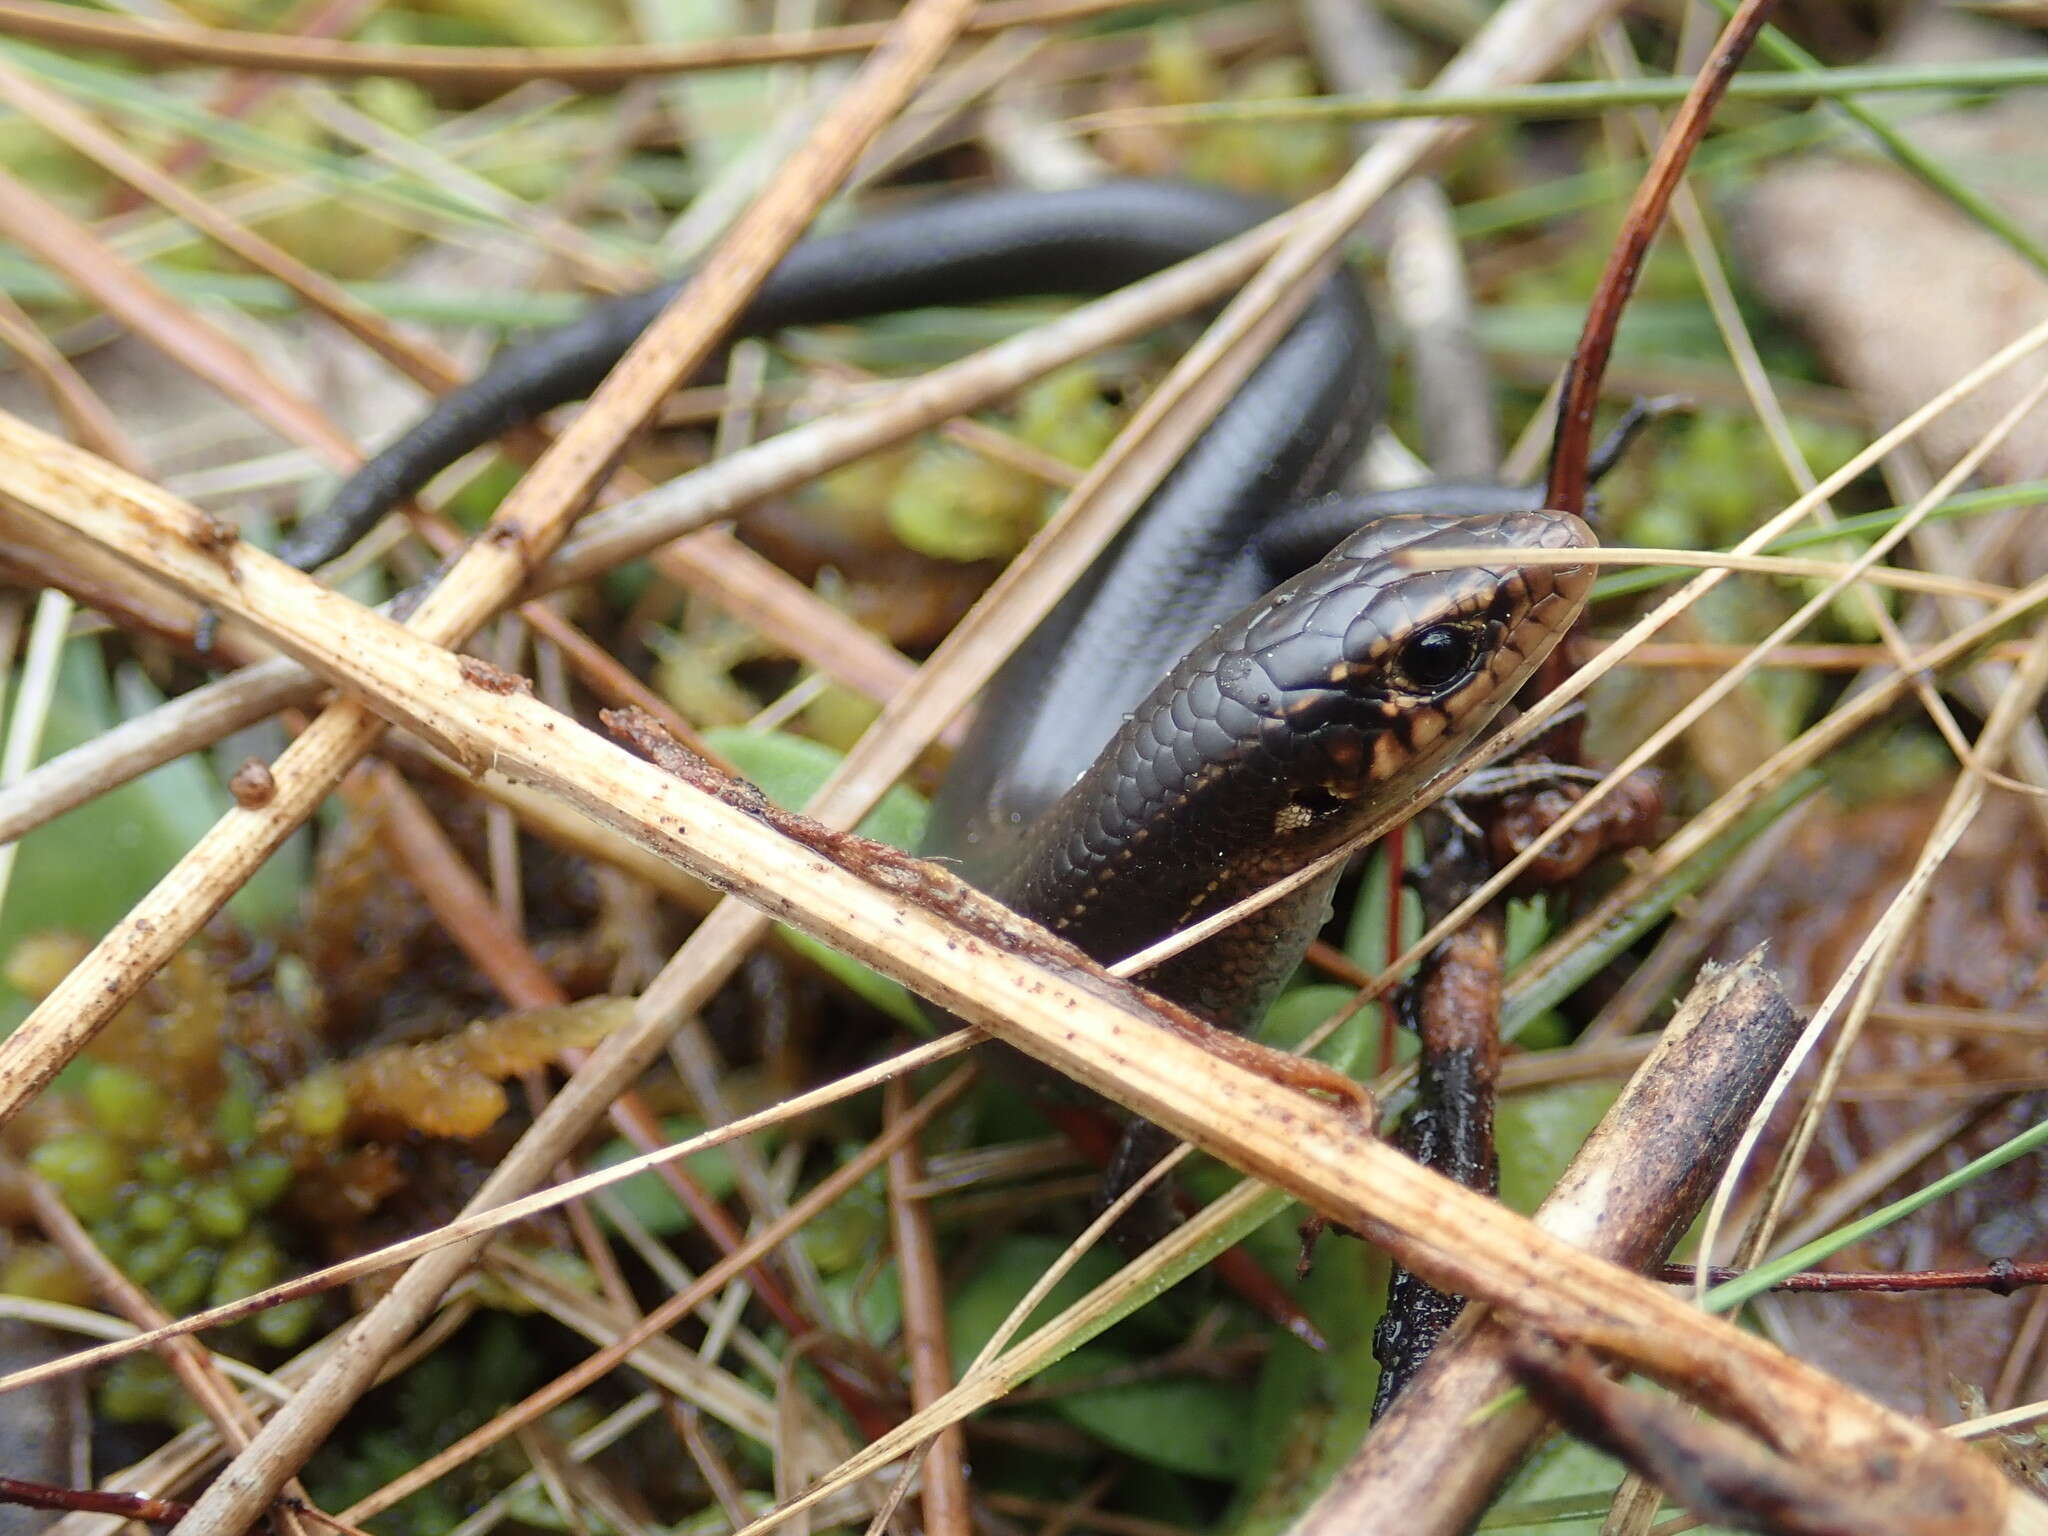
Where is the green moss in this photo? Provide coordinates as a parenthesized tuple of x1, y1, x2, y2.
(214, 1053, 263, 1149)
(798, 1158, 885, 1274)
(230, 1151, 294, 1211)
(126, 1188, 183, 1235)
(125, 1218, 197, 1287)
(0, 1244, 90, 1305)
(1017, 366, 1123, 470)
(137, 1149, 186, 1186)
(84, 1063, 166, 1142)
(285, 1068, 350, 1139)
(252, 1293, 322, 1348)
(154, 1247, 220, 1314)
(210, 1233, 284, 1309)
(100, 1356, 188, 1425)
(888, 442, 1048, 562)
(190, 1181, 251, 1241)
(28, 1130, 127, 1223)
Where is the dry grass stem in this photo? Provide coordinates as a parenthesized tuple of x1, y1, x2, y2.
(1408, 543, 2014, 603)
(483, 1256, 789, 1449)
(1693, 606, 2048, 1284)
(535, 219, 1301, 590)
(0, 0, 1139, 88)
(0, 291, 134, 458)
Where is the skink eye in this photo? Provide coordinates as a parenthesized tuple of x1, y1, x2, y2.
(1396, 624, 1479, 689)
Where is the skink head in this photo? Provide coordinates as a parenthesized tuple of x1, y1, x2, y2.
(998, 508, 1596, 979)
(1246, 508, 1595, 810)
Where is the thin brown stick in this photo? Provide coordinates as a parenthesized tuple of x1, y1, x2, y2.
(649, 529, 933, 722)
(1543, 0, 1778, 513)
(0, 0, 1136, 88)
(885, 1076, 971, 1536)
(0, 1479, 189, 1527)
(1660, 1259, 2048, 1296)
(1372, 839, 1504, 1418)
(0, 292, 134, 462)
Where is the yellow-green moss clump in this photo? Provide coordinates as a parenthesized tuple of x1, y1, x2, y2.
(2, 913, 630, 1423)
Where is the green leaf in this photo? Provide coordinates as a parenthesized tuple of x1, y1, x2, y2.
(945, 1234, 1125, 1368)
(1479, 1424, 1744, 1533)
(1257, 983, 1408, 1079)
(1481, 1436, 1630, 1534)
(824, 1257, 902, 1346)
(1223, 1238, 1388, 1534)
(944, 1235, 1242, 1476)
(110, 663, 304, 931)
(703, 728, 926, 850)
(1496, 1081, 1621, 1216)
(1054, 1371, 1249, 1480)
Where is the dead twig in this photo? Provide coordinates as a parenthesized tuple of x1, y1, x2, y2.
(0, 0, 1138, 89)
(886, 1076, 972, 1536)
(1513, 1339, 1993, 1536)
(1295, 954, 1812, 1536)
(1544, 0, 1781, 512)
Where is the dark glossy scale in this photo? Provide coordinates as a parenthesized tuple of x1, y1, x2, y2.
(993, 510, 1595, 1032)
